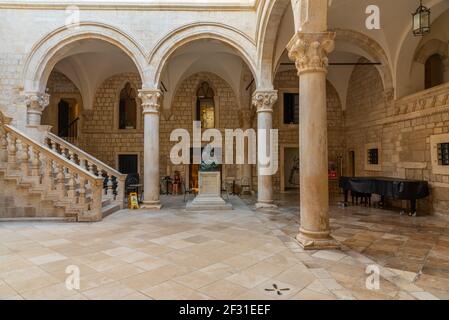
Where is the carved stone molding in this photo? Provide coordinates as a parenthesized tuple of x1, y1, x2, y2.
(25, 92, 50, 114)
(287, 32, 335, 75)
(252, 90, 278, 113)
(138, 89, 162, 115)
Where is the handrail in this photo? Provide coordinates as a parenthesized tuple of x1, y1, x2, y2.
(5, 124, 103, 184)
(46, 131, 126, 180)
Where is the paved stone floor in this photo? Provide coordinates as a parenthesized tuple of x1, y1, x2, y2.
(0, 194, 448, 300)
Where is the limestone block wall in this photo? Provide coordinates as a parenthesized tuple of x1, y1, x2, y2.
(77, 73, 145, 176)
(345, 61, 449, 216)
(45, 70, 244, 189)
(272, 69, 345, 194)
(161, 72, 242, 184)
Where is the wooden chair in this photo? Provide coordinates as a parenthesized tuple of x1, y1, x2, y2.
(240, 177, 251, 195)
(221, 181, 231, 201)
(183, 180, 195, 202)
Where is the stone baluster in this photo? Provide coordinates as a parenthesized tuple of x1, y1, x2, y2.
(88, 163, 96, 176)
(116, 175, 126, 207)
(55, 163, 65, 197)
(7, 133, 17, 170)
(107, 174, 114, 197)
(31, 147, 41, 177)
(80, 158, 87, 170)
(0, 131, 8, 163)
(68, 150, 76, 164)
(20, 140, 30, 176)
(50, 140, 58, 153)
(79, 176, 87, 206)
(67, 170, 76, 201)
(43, 156, 54, 190)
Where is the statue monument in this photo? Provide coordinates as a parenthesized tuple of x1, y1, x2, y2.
(186, 146, 233, 211)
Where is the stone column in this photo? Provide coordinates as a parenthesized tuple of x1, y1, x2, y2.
(240, 109, 254, 193)
(25, 92, 49, 126)
(287, 32, 339, 250)
(252, 90, 278, 209)
(139, 89, 162, 209)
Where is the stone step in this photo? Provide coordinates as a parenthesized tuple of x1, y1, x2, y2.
(102, 198, 111, 207)
(102, 203, 121, 219)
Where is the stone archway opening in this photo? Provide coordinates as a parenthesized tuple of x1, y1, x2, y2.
(157, 38, 258, 196)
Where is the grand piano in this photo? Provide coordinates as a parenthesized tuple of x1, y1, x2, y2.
(339, 176, 430, 216)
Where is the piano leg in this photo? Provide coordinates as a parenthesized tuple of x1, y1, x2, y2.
(379, 196, 385, 208)
(343, 189, 349, 207)
(410, 199, 417, 217)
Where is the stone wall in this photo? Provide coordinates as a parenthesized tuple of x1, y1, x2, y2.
(345, 59, 449, 216)
(161, 72, 242, 185)
(78, 73, 145, 176)
(46, 71, 244, 188)
(272, 69, 345, 195)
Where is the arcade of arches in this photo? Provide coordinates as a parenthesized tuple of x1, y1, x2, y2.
(1, 0, 449, 300)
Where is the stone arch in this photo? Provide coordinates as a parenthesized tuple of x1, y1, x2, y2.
(148, 22, 258, 89)
(257, 0, 292, 89)
(414, 39, 449, 70)
(333, 29, 394, 92)
(22, 22, 148, 93)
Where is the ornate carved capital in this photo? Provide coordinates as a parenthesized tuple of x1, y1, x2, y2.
(25, 92, 50, 114)
(139, 89, 162, 115)
(252, 90, 278, 113)
(287, 32, 335, 75)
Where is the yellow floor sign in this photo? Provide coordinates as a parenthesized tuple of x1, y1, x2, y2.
(128, 192, 139, 209)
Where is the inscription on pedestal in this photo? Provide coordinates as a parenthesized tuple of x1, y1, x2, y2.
(186, 171, 233, 211)
(199, 172, 220, 196)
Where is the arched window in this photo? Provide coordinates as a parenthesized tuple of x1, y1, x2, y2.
(425, 54, 444, 89)
(196, 82, 215, 129)
(119, 82, 137, 129)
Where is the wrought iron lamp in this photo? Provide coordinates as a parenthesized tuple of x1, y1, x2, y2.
(412, 0, 431, 36)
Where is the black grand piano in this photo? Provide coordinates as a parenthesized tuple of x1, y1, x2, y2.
(339, 176, 430, 216)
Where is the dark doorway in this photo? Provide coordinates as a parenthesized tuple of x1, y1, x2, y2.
(58, 99, 70, 137)
(283, 93, 299, 125)
(425, 54, 444, 89)
(58, 98, 78, 140)
(118, 154, 138, 175)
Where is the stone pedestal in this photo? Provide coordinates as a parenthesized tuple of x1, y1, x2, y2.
(186, 171, 232, 211)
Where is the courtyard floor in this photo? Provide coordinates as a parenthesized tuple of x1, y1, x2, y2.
(0, 194, 448, 300)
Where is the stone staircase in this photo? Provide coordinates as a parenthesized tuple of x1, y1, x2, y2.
(0, 114, 126, 222)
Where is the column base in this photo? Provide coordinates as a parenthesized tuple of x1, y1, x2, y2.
(296, 228, 340, 250)
(255, 202, 278, 209)
(141, 201, 162, 210)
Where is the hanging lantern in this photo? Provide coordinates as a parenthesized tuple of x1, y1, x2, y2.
(412, 0, 431, 36)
